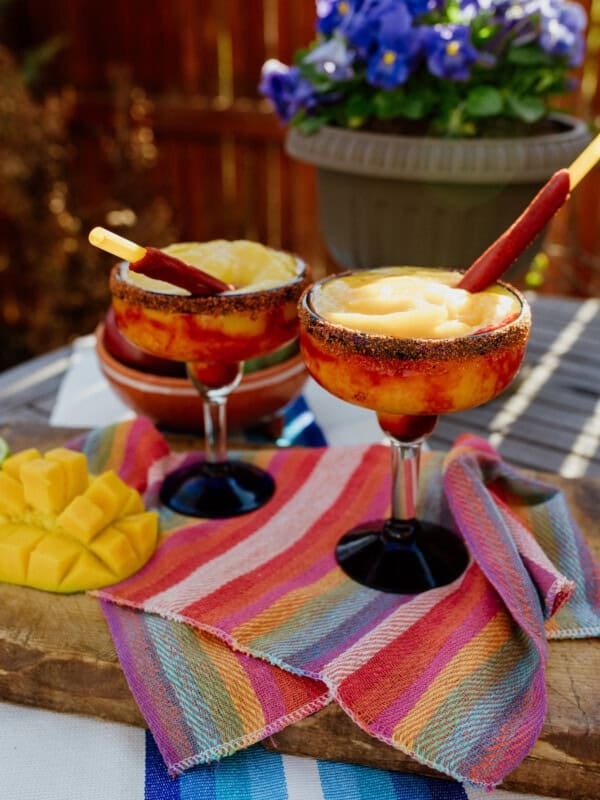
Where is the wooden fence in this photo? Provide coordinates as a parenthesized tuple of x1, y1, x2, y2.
(5, 0, 335, 279)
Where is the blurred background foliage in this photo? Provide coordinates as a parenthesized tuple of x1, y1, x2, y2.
(0, 4, 177, 370)
(0, 0, 327, 373)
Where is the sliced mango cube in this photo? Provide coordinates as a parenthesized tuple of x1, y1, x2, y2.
(20, 459, 66, 514)
(2, 448, 41, 480)
(0, 472, 27, 515)
(58, 550, 117, 594)
(0, 524, 45, 583)
(45, 448, 88, 502)
(92, 526, 139, 576)
(121, 488, 145, 516)
(114, 512, 158, 561)
(57, 495, 106, 544)
(0, 444, 158, 593)
(27, 533, 80, 591)
(84, 471, 130, 522)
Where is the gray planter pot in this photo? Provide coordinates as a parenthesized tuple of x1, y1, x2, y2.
(286, 115, 590, 276)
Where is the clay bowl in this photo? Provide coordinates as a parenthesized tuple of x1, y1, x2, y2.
(95, 323, 308, 433)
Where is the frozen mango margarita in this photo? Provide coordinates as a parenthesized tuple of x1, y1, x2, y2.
(110, 240, 309, 363)
(299, 267, 531, 422)
(299, 266, 531, 593)
(310, 267, 521, 339)
(108, 238, 310, 518)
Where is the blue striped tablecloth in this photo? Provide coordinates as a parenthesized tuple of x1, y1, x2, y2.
(0, 702, 556, 800)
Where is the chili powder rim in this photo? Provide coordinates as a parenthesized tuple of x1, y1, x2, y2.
(298, 271, 531, 361)
(110, 256, 310, 315)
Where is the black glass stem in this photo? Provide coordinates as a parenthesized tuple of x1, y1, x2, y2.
(159, 362, 275, 517)
(335, 426, 468, 594)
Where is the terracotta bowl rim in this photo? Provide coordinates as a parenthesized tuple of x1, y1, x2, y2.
(95, 323, 305, 397)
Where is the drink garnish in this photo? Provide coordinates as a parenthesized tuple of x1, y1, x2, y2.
(458, 133, 600, 293)
(458, 171, 570, 293)
(89, 227, 233, 295)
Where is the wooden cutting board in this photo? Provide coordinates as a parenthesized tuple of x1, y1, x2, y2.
(0, 422, 598, 799)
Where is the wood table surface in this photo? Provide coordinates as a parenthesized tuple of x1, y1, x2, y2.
(0, 293, 599, 800)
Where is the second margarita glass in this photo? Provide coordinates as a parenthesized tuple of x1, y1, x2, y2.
(298, 267, 531, 594)
(110, 242, 310, 518)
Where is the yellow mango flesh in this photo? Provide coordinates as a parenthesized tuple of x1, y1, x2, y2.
(0, 446, 158, 593)
(312, 267, 520, 339)
(2, 448, 42, 479)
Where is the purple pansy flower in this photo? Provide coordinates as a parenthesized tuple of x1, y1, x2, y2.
(405, 0, 434, 15)
(259, 61, 318, 122)
(304, 36, 356, 80)
(341, 0, 398, 56)
(316, 0, 356, 36)
(260, 0, 588, 135)
(539, 1, 587, 67)
(420, 23, 482, 80)
(459, 0, 492, 19)
(366, 48, 412, 87)
(366, 4, 422, 88)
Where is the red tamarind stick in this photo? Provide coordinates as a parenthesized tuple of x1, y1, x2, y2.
(458, 169, 571, 293)
(130, 247, 232, 295)
(89, 227, 233, 295)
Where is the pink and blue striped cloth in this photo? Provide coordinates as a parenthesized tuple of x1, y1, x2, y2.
(71, 418, 599, 791)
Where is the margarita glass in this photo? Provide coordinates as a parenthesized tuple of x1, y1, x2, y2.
(298, 267, 531, 594)
(110, 240, 310, 518)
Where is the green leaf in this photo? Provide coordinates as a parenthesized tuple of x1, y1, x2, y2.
(373, 89, 406, 119)
(339, 92, 373, 127)
(506, 45, 552, 66)
(293, 113, 329, 134)
(535, 68, 566, 94)
(344, 93, 372, 117)
(401, 98, 427, 119)
(465, 86, 503, 117)
(446, 0, 463, 23)
(504, 93, 546, 123)
(445, 104, 476, 137)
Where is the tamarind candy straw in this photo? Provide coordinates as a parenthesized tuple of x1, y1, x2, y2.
(459, 133, 600, 293)
(88, 227, 232, 295)
(89, 227, 146, 262)
(568, 132, 600, 190)
(457, 171, 570, 293)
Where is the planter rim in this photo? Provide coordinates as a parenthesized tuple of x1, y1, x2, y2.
(285, 113, 591, 185)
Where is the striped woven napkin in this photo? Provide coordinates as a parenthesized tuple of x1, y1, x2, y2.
(73, 418, 600, 790)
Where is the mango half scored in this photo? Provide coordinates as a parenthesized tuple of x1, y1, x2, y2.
(0, 446, 158, 593)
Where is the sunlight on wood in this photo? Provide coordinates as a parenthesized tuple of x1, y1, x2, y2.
(215, 0, 234, 104)
(582, 0, 600, 109)
(221, 135, 237, 233)
(267, 145, 282, 248)
(263, 0, 279, 57)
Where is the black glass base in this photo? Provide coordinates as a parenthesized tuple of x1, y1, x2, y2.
(335, 518, 469, 594)
(160, 459, 275, 518)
